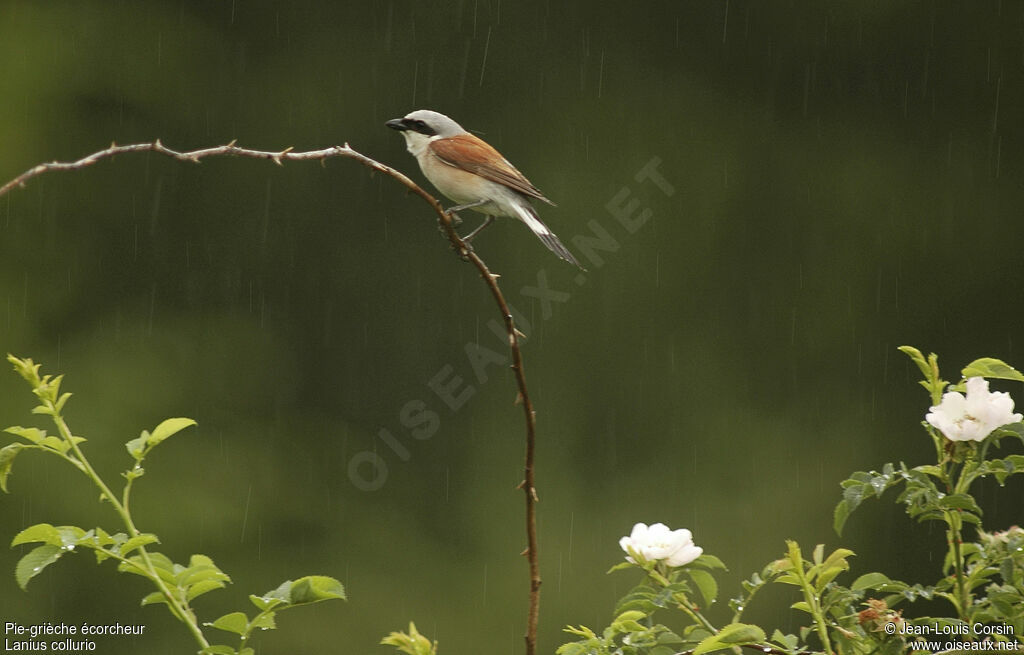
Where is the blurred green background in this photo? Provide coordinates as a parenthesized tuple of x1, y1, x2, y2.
(1, 1, 1023, 653)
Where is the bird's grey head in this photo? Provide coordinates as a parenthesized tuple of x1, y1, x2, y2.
(385, 110, 468, 138)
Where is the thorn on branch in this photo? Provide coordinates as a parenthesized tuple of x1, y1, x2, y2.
(272, 146, 295, 166)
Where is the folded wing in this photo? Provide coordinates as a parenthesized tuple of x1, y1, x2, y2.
(429, 134, 555, 206)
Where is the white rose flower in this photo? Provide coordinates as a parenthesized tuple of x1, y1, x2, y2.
(619, 522, 703, 567)
(926, 377, 1023, 442)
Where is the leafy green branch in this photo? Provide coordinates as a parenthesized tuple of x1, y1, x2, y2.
(772, 542, 854, 655)
(834, 348, 1024, 622)
(2, 355, 345, 654)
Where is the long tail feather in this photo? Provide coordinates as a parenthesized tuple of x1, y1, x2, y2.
(513, 203, 586, 271)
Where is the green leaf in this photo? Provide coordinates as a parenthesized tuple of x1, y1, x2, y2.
(254, 576, 346, 606)
(141, 591, 168, 607)
(125, 435, 148, 460)
(249, 612, 276, 631)
(7, 355, 41, 386)
(812, 543, 825, 565)
(962, 358, 1024, 383)
(938, 493, 982, 514)
(692, 554, 727, 570)
(820, 547, 854, 570)
(186, 579, 228, 601)
(187, 553, 217, 568)
(914, 464, 943, 478)
(556, 643, 588, 655)
(833, 499, 851, 535)
(287, 575, 346, 604)
(770, 630, 799, 651)
(899, 346, 930, 379)
(612, 618, 646, 633)
(208, 612, 249, 636)
(687, 568, 718, 606)
(120, 534, 159, 556)
(4, 426, 46, 445)
(814, 565, 845, 592)
(0, 443, 25, 493)
(561, 625, 597, 640)
(610, 609, 648, 633)
(125, 418, 195, 461)
(262, 579, 294, 602)
(92, 528, 114, 547)
(842, 482, 866, 511)
(119, 551, 176, 583)
(692, 623, 766, 655)
(148, 417, 197, 448)
(55, 525, 86, 549)
(851, 572, 896, 591)
(145, 551, 175, 573)
(899, 347, 948, 403)
(180, 566, 231, 588)
(784, 540, 803, 566)
(993, 423, 1024, 446)
(40, 435, 70, 453)
(382, 622, 436, 655)
(54, 392, 72, 413)
(199, 646, 238, 655)
(175, 554, 230, 588)
(656, 629, 684, 645)
(15, 544, 64, 589)
(41, 374, 64, 403)
(249, 594, 284, 612)
(612, 610, 646, 623)
(12, 523, 61, 547)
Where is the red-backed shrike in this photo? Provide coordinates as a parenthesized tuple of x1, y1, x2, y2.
(386, 109, 583, 269)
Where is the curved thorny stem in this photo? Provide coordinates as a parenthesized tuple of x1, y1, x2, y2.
(0, 140, 544, 655)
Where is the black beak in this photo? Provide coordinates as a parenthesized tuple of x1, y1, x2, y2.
(385, 118, 407, 131)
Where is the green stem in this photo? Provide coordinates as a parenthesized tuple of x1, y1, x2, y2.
(122, 467, 138, 516)
(948, 455, 975, 621)
(649, 567, 717, 635)
(238, 606, 279, 651)
(675, 595, 718, 635)
(789, 559, 833, 654)
(948, 518, 969, 620)
(805, 592, 833, 654)
(50, 411, 211, 650)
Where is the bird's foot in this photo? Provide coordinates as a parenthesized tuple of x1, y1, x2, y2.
(460, 215, 495, 243)
(446, 238, 475, 262)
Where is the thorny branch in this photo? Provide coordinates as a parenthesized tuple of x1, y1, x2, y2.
(0, 140, 544, 655)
